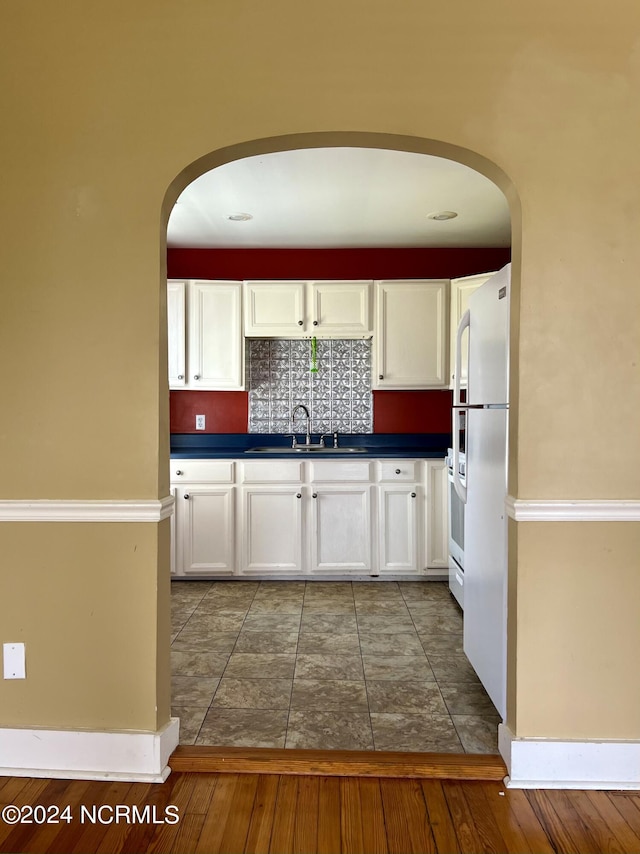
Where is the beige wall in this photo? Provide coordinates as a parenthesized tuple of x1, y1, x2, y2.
(0, 1, 638, 738)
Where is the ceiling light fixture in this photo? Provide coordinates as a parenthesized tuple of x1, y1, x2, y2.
(427, 211, 458, 221)
(226, 212, 253, 222)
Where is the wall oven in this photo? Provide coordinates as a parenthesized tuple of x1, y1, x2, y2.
(446, 447, 465, 609)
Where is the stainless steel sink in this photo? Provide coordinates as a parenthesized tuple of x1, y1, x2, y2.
(245, 446, 368, 454)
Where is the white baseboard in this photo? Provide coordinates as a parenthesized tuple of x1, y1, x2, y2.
(499, 724, 640, 789)
(0, 718, 180, 783)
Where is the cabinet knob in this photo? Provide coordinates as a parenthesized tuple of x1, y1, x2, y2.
(312, 493, 318, 499)
(378, 374, 383, 380)
(411, 492, 417, 498)
(177, 374, 184, 380)
(193, 374, 200, 380)
(313, 320, 318, 326)
(296, 493, 302, 499)
(395, 469, 401, 475)
(184, 493, 190, 500)
(298, 320, 303, 326)
(175, 470, 183, 476)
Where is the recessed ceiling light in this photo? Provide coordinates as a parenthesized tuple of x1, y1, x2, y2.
(227, 212, 253, 222)
(427, 210, 458, 221)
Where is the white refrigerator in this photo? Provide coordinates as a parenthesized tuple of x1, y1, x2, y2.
(452, 263, 510, 718)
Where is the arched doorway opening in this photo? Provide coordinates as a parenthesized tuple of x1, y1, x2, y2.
(161, 131, 520, 756)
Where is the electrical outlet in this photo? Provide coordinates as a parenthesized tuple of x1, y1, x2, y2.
(195, 414, 206, 430)
(3, 642, 26, 679)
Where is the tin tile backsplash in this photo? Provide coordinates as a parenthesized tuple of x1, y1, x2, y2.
(247, 339, 373, 434)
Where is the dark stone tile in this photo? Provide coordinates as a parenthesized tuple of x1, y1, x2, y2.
(225, 653, 296, 679)
(212, 677, 292, 710)
(248, 599, 304, 615)
(171, 675, 219, 707)
(242, 613, 301, 632)
(295, 654, 364, 681)
(428, 654, 481, 684)
(302, 600, 356, 615)
(184, 610, 247, 633)
(398, 581, 451, 601)
(300, 613, 358, 634)
(171, 706, 208, 745)
(439, 683, 500, 716)
(171, 630, 239, 653)
(196, 708, 288, 748)
(354, 601, 411, 616)
(286, 711, 373, 751)
(291, 679, 369, 712)
(358, 632, 424, 656)
(418, 633, 464, 655)
(235, 631, 299, 654)
(451, 715, 500, 753)
(171, 651, 230, 678)
(410, 611, 463, 634)
(296, 633, 361, 654)
(356, 615, 416, 634)
(370, 713, 463, 753)
(366, 681, 448, 715)
(362, 655, 435, 682)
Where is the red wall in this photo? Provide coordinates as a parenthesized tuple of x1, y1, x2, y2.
(168, 247, 509, 434)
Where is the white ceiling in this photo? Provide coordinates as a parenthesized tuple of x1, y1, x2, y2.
(167, 147, 511, 249)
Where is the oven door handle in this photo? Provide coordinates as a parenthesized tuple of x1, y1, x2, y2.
(453, 407, 467, 503)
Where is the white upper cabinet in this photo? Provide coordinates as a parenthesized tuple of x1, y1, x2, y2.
(449, 272, 495, 388)
(167, 280, 244, 390)
(167, 280, 186, 388)
(373, 279, 449, 388)
(243, 280, 372, 337)
(243, 281, 306, 337)
(188, 280, 244, 389)
(308, 280, 372, 336)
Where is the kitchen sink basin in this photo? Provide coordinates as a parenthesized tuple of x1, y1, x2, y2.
(245, 446, 368, 454)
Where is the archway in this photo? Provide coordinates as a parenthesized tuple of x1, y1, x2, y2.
(162, 131, 521, 756)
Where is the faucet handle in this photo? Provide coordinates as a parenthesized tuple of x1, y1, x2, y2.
(333, 432, 339, 448)
(319, 434, 327, 447)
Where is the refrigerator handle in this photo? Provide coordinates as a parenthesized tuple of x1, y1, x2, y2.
(454, 308, 470, 407)
(453, 407, 467, 503)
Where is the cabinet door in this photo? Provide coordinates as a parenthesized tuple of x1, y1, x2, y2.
(425, 459, 448, 570)
(244, 281, 306, 337)
(378, 485, 421, 574)
(188, 280, 244, 389)
(309, 281, 372, 336)
(241, 486, 304, 574)
(178, 486, 236, 576)
(310, 486, 373, 574)
(167, 280, 186, 388)
(170, 486, 178, 576)
(374, 280, 448, 388)
(450, 272, 495, 388)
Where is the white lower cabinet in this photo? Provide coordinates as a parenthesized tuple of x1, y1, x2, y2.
(310, 486, 373, 574)
(170, 456, 448, 578)
(176, 486, 236, 576)
(378, 485, 421, 574)
(425, 459, 449, 571)
(241, 486, 304, 574)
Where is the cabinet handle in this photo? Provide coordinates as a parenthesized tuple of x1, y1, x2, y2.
(175, 470, 183, 476)
(313, 320, 318, 326)
(177, 374, 184, 380)
(193, 374, 200, 380)
(312, 493, 318, 499)
(395, 469, 401, 475)
(411, 492, 417, 498)
(296, 493, 302, 499)
(298, 320, 303, 326)
(378, 374, 383, 380)
(184, 493, 190, 499)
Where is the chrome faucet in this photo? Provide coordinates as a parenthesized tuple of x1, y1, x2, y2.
(291, 404, 311, 447)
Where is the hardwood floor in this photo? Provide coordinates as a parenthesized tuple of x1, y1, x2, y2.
(2, 771, 640, 853)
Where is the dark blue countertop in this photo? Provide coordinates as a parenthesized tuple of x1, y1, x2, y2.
(170, 433, 450, 459)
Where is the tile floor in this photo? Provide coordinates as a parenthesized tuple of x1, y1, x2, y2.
(171, 580, 500, 753)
